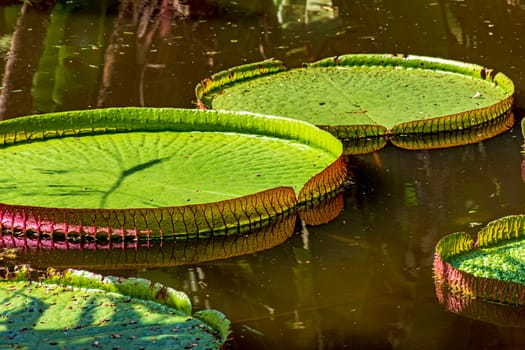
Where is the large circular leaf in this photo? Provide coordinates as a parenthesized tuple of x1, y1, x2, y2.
(0, 108, 346, 240)
(0, 267, 230, 349)
(196, 54, 514, 152)
(434, 215, 525, 305)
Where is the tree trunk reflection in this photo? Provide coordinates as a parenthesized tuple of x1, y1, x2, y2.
(0, 1, 55, 120)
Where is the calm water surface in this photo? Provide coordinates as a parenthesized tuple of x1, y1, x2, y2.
(1, 1, 525, 349)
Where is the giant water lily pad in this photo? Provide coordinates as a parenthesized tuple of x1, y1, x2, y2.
(0, 266, 230, 349)
(196, 54, 514, 152)
(0, 108, 346, 240)
(434, 215, 525, 305)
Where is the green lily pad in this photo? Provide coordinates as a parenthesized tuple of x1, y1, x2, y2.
(0, 266, 230, 349)
(434, 215, 525, 304)
(196, 54, 514, 152)
(0, 107, 346, 240)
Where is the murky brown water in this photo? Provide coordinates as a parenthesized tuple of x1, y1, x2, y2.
(1, 0, 525, 348)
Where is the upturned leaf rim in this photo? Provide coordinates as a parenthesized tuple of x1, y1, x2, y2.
(196, 53, 515, 152)
(0, 265, 230, 348)
(434, 215, 525, 305)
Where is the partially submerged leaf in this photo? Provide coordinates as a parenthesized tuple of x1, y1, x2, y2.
(0, 267, 230, 349)
(196, 54, 514, 152)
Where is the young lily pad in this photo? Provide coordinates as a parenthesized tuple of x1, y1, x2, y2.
(434, 215, 525, 305)
(0, 107, 346, 240)
(196, 54, 514, 152)
(0, 266, 230, 349)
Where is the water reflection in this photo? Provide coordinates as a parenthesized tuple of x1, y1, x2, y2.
(0, 1, 55, 119)
(1, 0, 525, 348)
(434, 276, 525, 349)
(435, 270, 525, 329)
(0, 213, 298, 269)
(1, 0, 524, 117)
(0, 194, 344, 270)
(98, 0, 188, 107)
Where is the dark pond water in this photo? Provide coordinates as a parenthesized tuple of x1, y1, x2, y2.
(1, 0, 525, 349)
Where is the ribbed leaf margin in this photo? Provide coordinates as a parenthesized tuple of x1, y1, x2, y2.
(436, 276, 525, 328)
(297, 193, 344, 226)
(0, 186, 298, 240)
(195, 59, 287, 109)
(435, 232, 474, 261)
(1, 192, 344, 269)
(1, 214, 298, 269)
(392, 110, 514, 150)
(0, 107, 343, 153)
(477, 214, 525, 248)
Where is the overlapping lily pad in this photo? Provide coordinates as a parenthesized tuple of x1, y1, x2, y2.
(0, 266, 230, 349)
(0, 107, 346, 241)
(434, 215, 525, 305)
(196, 54, 515, 153)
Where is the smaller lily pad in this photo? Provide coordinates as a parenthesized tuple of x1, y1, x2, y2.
(196, 54, 515, 153)
(434, 215, 525, 304)
(0, 266, 230, 349)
